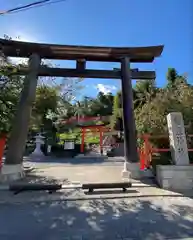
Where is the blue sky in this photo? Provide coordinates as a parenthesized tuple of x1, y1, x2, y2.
(0, 0, 192, 98)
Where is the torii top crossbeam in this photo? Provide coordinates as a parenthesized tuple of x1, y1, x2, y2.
(0, 39, 163, 63)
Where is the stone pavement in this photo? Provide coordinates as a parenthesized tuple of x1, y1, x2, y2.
(0, 196, 193, 239)
(0, 161, 193, 239)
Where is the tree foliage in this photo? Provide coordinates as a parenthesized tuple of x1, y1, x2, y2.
(0, 59, 23, 133)
(1, 59, 192, 151)
(111, 91, 123, 130)
(111, 69, 192, 140)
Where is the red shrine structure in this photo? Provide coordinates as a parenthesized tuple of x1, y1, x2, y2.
(80, 125, 108, 153)
(62, 116, 111, 153)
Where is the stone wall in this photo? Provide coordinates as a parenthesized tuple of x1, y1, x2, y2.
(156, 165, 193, 190)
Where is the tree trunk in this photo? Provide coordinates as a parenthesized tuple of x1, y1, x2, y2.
(5, 54, 41, 165)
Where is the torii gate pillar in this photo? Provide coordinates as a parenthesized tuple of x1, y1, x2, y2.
(121, 57, 140, 179)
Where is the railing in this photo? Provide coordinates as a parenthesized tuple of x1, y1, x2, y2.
(138, 134, 193, 170)
(1, 133, 192, 169)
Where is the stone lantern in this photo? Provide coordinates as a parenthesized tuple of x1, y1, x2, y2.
(31, 133, 45, 157)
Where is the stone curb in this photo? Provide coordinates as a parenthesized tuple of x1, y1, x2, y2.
(0, 191, 192, 205)
(0, 183, 82, 192)
(0, 183, 192, 205)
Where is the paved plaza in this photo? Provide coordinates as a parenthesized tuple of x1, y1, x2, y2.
(0, 160, 193, 240)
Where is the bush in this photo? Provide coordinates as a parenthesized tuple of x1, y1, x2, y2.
(51, 143, 85, 158)
(150, 148, 193, 171)
(151, 152, 172, 175)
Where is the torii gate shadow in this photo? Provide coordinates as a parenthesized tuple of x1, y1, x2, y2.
(27, 156, 108, 164)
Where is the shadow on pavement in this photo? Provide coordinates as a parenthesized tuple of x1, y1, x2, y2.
(0, 197, 193, 239)
(28, 156, 107, 165)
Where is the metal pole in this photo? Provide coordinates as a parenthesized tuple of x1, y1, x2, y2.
(121, 57, 139, 164)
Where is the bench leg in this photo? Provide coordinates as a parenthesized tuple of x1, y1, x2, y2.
(48, 190, 57, 194)
(88, 188, 93, 193)
(122, 188, 127, 192)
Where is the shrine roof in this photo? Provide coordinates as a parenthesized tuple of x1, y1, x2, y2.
(1, 39, 164, 63)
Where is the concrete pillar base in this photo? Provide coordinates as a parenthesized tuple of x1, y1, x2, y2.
(122, 162, 141, 180)
(0, 164, 24, 182)
(122, 162, 131, 179)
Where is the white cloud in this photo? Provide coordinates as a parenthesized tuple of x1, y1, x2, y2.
(4, 30, 40, 43)
(96, 84, 117, 95)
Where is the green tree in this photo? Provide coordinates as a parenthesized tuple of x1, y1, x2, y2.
(167, 68, 178, 88)
(134, 80, 157, 108)
(28, 85, 59, 144)
(135, 81, 193, 137)
(89, 92, 114, 116)
(166, 68, 187, 88)
(32, 85, 59, 126)
(0, 59, 23, 133)
(111, 91, 123, 130)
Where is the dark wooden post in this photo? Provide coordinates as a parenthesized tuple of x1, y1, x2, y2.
(5, 54, 41, 165)
(76, 59, 86, 70)
(121, 57, 139, 163)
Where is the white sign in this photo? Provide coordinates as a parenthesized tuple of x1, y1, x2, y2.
(47, 145, 51, 153)
(64, 141, 75, 150)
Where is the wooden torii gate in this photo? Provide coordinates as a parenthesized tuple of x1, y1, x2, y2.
(0, 39, 163, 169)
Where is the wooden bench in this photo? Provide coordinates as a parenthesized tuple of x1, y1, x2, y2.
(82, 182, 132, 193)
(9, 183, 62, 194)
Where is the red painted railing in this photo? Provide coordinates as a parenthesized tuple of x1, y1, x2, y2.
(138, 134, 193, 170)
